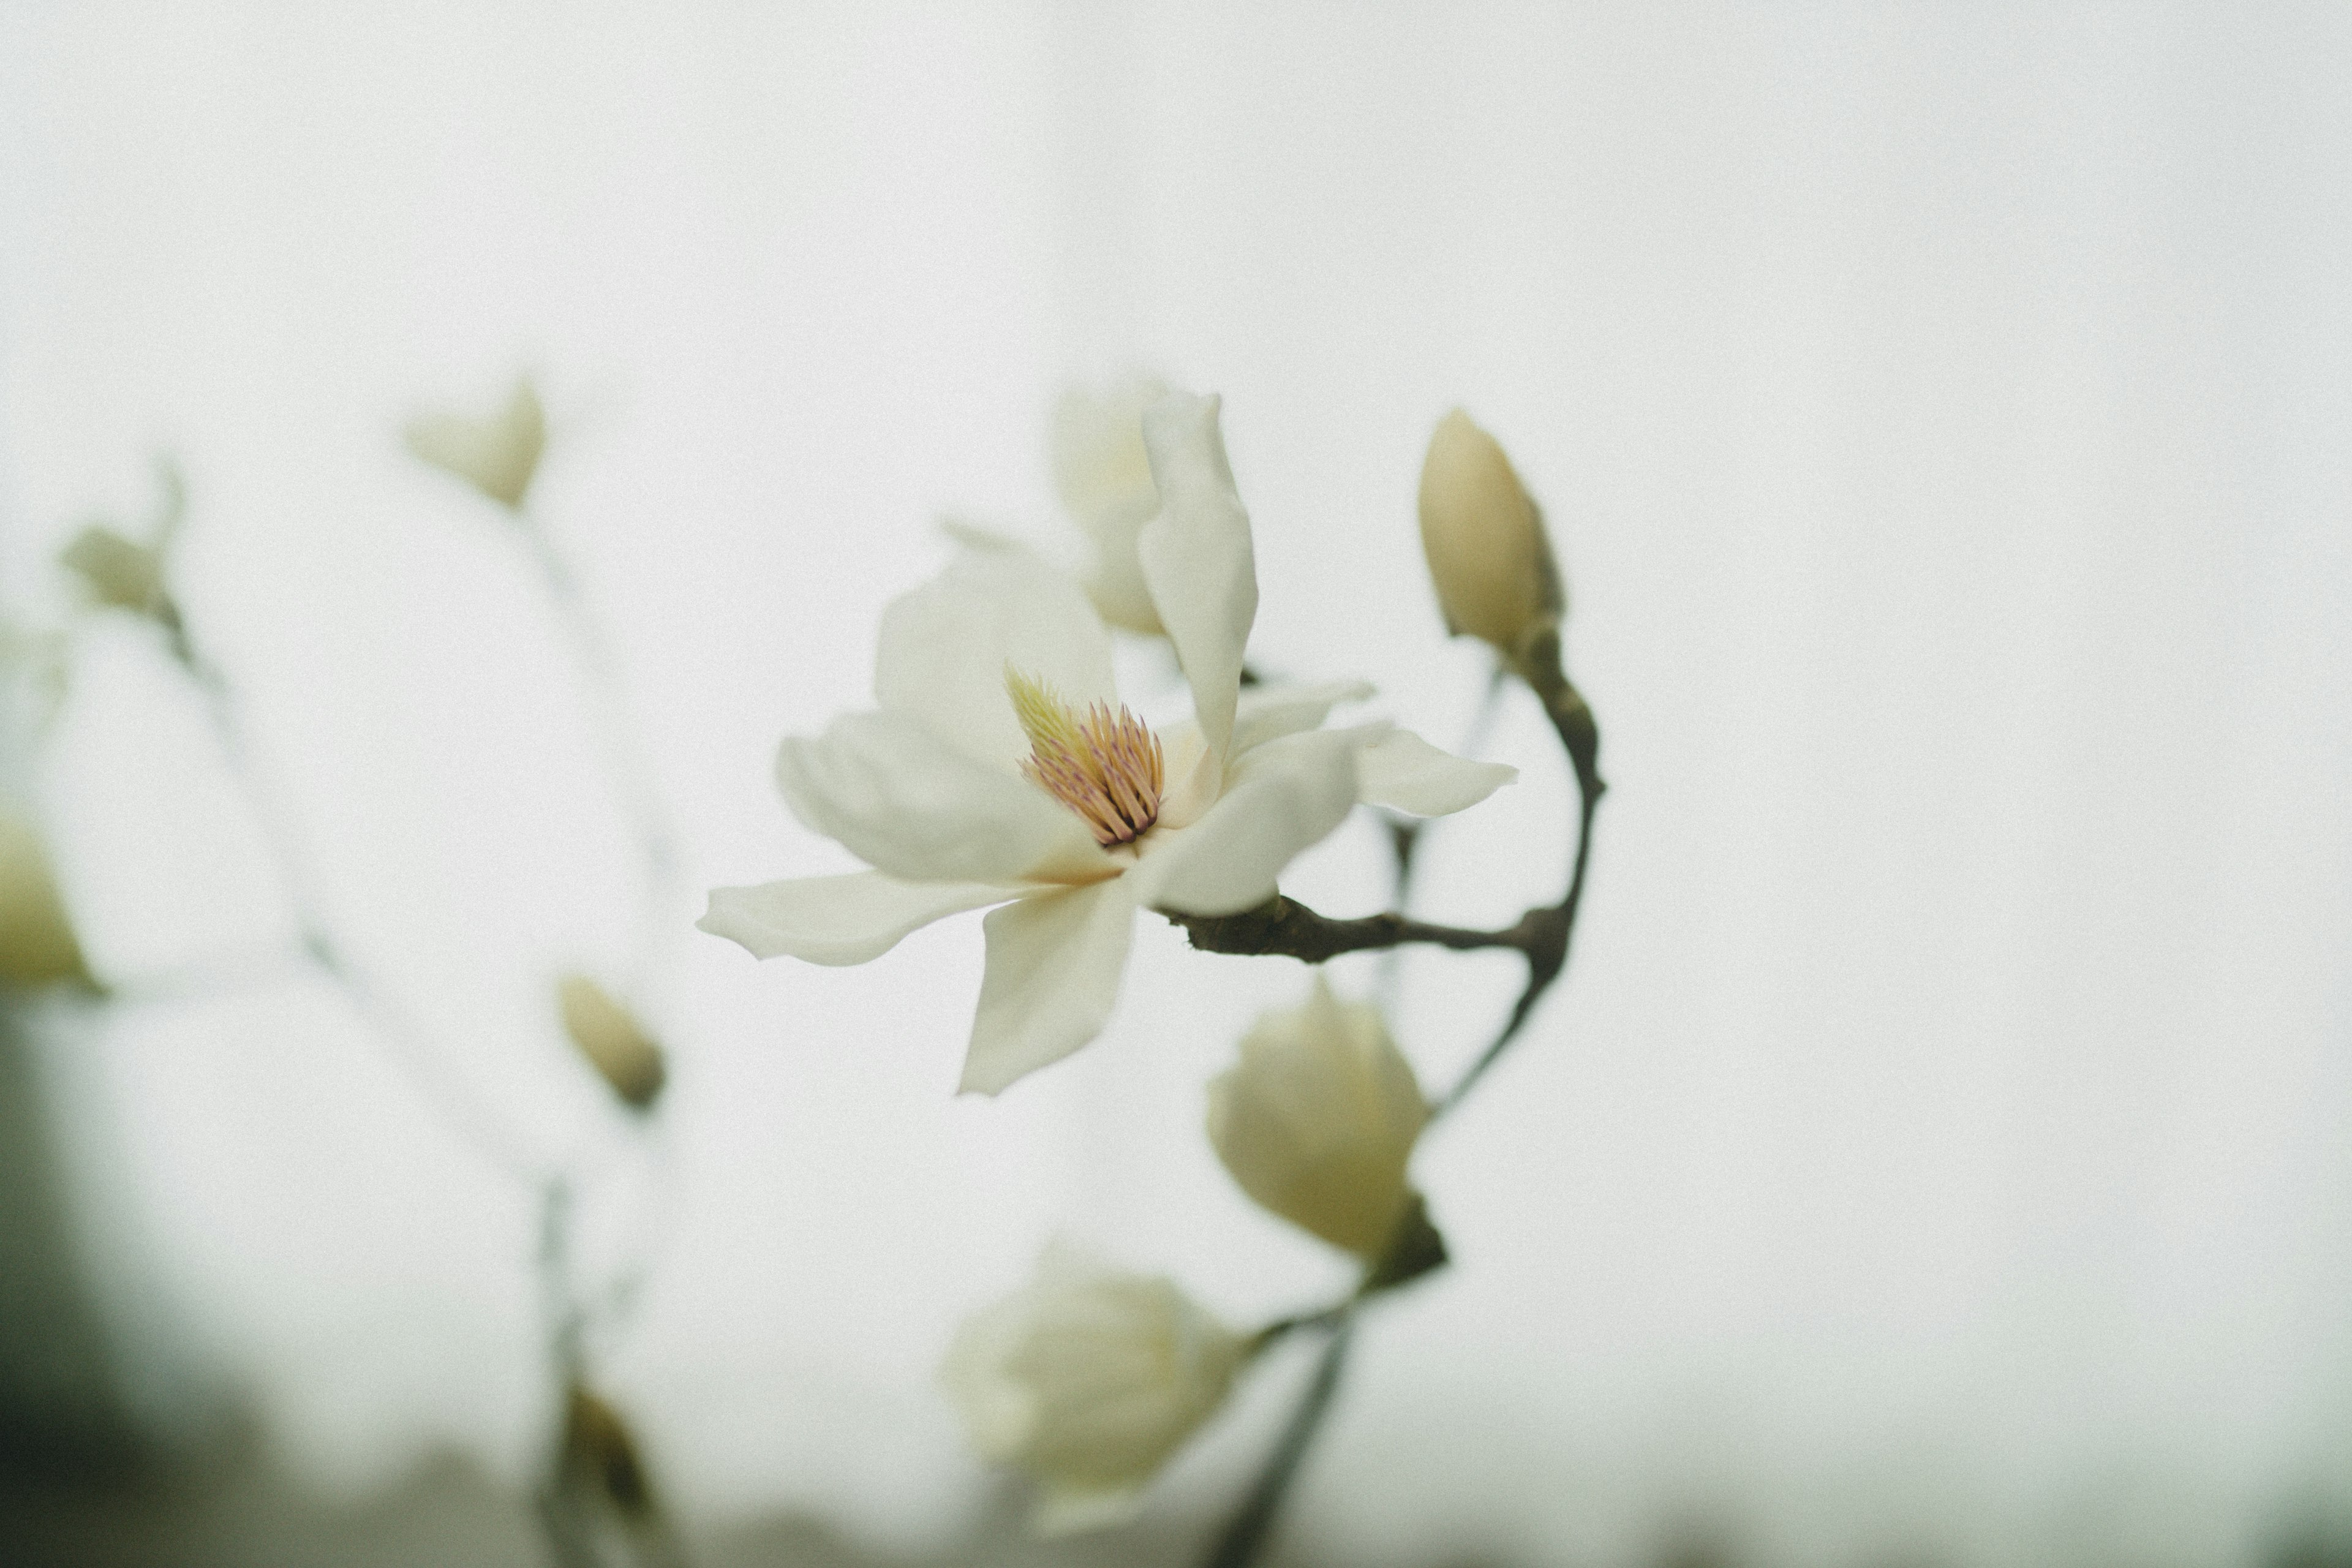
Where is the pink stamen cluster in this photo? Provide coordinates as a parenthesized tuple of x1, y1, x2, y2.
(1021, 701, 1165, 846)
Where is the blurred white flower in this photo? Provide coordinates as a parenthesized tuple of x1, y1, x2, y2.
(701, 391, 1516, 1094)
(1208, 975, 1430, 1259)
(0, 808, 94, 993)
(556, 973, 666, 1110)
(1052, 374, 1170, 635)
(1418, 408, 1562, 671)
(405, 378, 546, 511)
(941, 1241, 1245, 1536)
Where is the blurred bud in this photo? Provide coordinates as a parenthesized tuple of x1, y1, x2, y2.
(941, 1240, 1244, 1536)
(0, 809, 95, 993)
(1052, 375, 1169, 635)
(59, 527, 169, 619)
(1417, 408, 1564, 671)
(60, 456, 186, 630)
(406, 379, 545, 511)
(1207, 976, 1429, 1261)
(557, 1383, 657, 1520)
(557, 974, 665, 1110)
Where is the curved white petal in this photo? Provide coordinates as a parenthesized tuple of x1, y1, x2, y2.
(1054, 376, 1170, 636)
(962, 881, 1138, 1095)
(1129, 728, 1361, 918)
(699, 872, 1014, 965)
(1231, 680, 1375, 755)
(1137, 393, 1256, 766)
(875, 543, 1117, 769)
(1354, 728, 1518, 817)
(778, 711, 1113, 885)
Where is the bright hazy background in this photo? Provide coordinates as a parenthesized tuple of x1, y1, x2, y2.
(4, 4, 2350, 1565)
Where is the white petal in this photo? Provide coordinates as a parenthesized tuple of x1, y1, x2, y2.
(1031, 1483, 1148, 1537)
(961, 881, 1138, 1095)
(1353, 728, 1518, 816)
(699, 872, 1013, 965)
(778, 712, 1112, 885)
(875, 543, 1117, 769)
(1129, 728, 1361, 918)
(1230, 679, 1375, 755)
(1137, 393, 1256, 765)
(1054, 376, 1170, 636)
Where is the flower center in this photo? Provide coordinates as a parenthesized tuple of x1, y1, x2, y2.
(1006, 667, 1164, 846)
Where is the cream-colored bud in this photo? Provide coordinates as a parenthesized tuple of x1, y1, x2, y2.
(0, 809, 94, 992)
(1207, 976, 1428, 1259)
(406, 379, 546, 511)
(941, 1242, 1245, 1536)
(557, 974, 666, 1110)
(59, 526, 169, 617)
(1052, 375, 1170, 635)
(1417, 408, 1563, 665)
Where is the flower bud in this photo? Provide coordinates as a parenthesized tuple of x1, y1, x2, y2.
(1052, 375, 1169, 635)
(0, 809, 94, 993)
(556, 1383, 658, 1520)
(406, 378, 546, 511)
(941, 1241, 1244, 1535)
(59, 527, 169, 619)
(1206, 976, 1428, 1260)
(1417, 409, 1563, 668)
(557, 974, 666, 1110)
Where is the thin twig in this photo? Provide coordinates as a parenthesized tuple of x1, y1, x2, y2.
(1205, 1317, 1354, 1568)
(176, 637, 548, 1185)
(515, 516, 682, 987)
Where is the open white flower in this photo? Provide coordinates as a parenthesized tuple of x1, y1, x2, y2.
(701, 391, 1515, 1094)
(941, 1241, 1244, 1536)
(1208, 975, 1429, 1259)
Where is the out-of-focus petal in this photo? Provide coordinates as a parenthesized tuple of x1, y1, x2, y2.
(1128, 728, 1362, 918)
(1230, 680, 1375, 756)
(778, 712, 1114, 886)
(1054, 376, 1170, 636)
(1136, 393, 1256, 765)
(876, 545, 1117, 770)
(699, 872, 1014, 965)
(1352, 728, 1517, 816)
(962, 881, 1137, 1094)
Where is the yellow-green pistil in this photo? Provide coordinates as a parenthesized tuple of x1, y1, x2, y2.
(1006, 668, 1164, 847)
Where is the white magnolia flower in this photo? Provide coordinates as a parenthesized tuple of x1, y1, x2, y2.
(0, 808, 94, 993)
(556, 973, 666, 1110)
(406, 378, 546, 511)
(941, 1241, 1245, 1536)
(1052, 374, 1171, 635)
(701, 391, 1515, 1093)
(1207, 974, 1429, 1259)
(1418, 408, 1562, 668)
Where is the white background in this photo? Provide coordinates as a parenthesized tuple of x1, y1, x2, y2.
(4, 4, 2350, 1565)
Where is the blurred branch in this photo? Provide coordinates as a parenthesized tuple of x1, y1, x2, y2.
(172, 628, 550, 1185)
(514, 516, 683, 984)
(1205, 1317, 1353, 1568)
